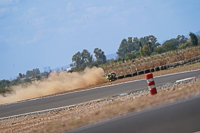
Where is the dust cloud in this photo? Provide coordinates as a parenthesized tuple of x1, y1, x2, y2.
(0, 67, 106, 105)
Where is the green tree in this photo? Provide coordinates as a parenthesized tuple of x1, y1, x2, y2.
(178, 42, 190, 49)
(26, 68, 40, 78)
(24, 78, 31, 83)
(140, 35, 160, 48)
(0, 79, 10, 89)
(11, 78, 21, 85)
(143, 45, 151, 56)
(162, 39, 177, 52)
(139, 42, 144, 57)
(72, 52, 82, 68)
(117, 35, 160, 59)
(133, 37, 140, 51)
(82, 49, 93, 67)
(127, 37, 135, 53)
(153, 47, 163, 54)
(197, 36, 200, 45)
(117, 39, 128, 59)
(146, 41, 152, 54)
(189, 32, 198, 46)
(126, 52, 136, 60)
(19, 73, 22, 78)
(176, 35, 187, 44)
(72, 49, 93, 69)
(94, 48, 106, 65)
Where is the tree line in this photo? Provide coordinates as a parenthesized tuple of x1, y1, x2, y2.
(70, 48, 106, 72)
(117, 32, 199, 61)
(70, 32, 199, 72)
(1, 32, 199, 95)
(0, 68, 43, 95)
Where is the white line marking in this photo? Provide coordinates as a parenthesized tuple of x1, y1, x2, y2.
(176, 77, 195, 82)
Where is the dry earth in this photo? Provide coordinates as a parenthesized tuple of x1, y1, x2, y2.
(0, 63, 200, 133)
(1, 62, 200, 105)
(1, 79, 200, 133)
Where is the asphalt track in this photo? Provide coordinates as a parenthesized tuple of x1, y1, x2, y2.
(0, 69, 200, 118)
(67, 94, 200, 133)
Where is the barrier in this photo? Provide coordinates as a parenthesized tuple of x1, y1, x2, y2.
(154, 67, 160, 71)
(112, 56, 200, 81)
(144, 69, 150, 74)
(137, 71, 144, 75)
(150, 68, 154, 72)
(146, 73, 157, 95)
(125, 74, 132, 78)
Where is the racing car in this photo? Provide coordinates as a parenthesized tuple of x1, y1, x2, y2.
(106, 73, 117, 81)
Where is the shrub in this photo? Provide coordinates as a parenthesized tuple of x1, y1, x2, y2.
(179, 42, 190, 49)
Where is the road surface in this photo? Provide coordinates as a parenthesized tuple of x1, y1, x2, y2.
(0, 69, 200, 118)
(68, 94, 200, 133)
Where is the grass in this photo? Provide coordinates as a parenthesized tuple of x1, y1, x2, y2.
(101, 46, 200, 76)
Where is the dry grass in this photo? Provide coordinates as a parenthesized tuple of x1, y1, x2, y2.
(102, 46, 200, 76)
(95, 62, 200, 88)
(1, 61, 199, 106)
(1, 80, 200, 133)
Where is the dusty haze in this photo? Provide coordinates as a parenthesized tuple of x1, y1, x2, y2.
(0, 67, 106, 105)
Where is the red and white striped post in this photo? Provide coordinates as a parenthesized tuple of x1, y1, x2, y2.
(146, 73, 157, 95)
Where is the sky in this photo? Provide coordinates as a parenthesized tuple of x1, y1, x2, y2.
(0, 0, 200, 80)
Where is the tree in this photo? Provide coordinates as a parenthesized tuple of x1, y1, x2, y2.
(117, 35, 159, 59)
(26, 68, 40, 78)
(70, 63, 75, 68)
(176, 35, 187, 44)
(19, 73, 22, 78)
(126, 52, 136, 60)
(94, 48, 106, 65)
(178, 42, 190, 49)
(146, 41, 152, 54)
(0, 79, 10, 89)
(72, 49, 93, 69)
(117, 39, 128, 59)
(153, 47, 163, 54)
(143, 45, 151, 56)
(24, 78, 31, 83)
(139, 42, 144, 57)
(161, 39, 178, 52)
(140, 35, 160, 48)
(149, 35, 160, 47)
(189, 32, 198, 46)
(133, 37, 140, 51)
(82, 49, 93, 67)
(127, 37, 135, 53)
(11, 78, 21, 85)
(72, 51, 83, 68)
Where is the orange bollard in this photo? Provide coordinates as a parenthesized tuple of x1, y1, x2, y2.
(146, 73, 157, 95)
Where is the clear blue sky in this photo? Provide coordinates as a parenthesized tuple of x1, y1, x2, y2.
(0, 0, 200, 80)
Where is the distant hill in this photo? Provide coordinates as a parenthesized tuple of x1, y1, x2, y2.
(195, 31, 200, 36)
(106, 53, 118, 60)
